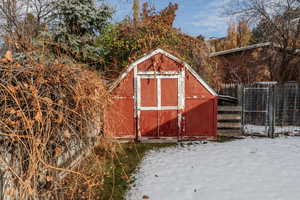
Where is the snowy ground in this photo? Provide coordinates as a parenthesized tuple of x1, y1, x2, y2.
(126, 137, 300, 200)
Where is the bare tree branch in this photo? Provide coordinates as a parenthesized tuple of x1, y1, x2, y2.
(0, 0, 55, 39)
(227, 0, 300, 82)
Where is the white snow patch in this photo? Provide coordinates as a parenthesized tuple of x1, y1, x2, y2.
(126, 137, 300, 200)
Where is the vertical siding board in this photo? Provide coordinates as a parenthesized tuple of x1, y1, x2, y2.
(214, 97, 218, 136)
(184, 69, 217, 139)
(105, 71, 135, 139)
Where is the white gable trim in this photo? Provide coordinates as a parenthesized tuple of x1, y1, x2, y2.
(183, 63, 217, 96)
(109, 49, 217, 96)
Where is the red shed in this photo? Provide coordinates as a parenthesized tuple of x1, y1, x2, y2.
(105, 49, 218, 141)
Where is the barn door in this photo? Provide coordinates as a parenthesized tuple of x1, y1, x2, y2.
(136, 72, 184, 140)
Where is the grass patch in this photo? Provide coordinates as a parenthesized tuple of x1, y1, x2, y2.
(69, 137, 240, 199)
(96, 142, 175, 200)
(217, 135, 243, 143)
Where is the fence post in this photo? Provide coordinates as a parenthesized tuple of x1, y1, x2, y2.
(283, 86, 288, 126)
(293, 84, 298, 125)
(241, 85, 245, 135)
(237, 84, 242, 105)
(268, 86, 275, 137)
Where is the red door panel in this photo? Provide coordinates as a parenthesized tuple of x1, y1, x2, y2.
(161, 79, 178, 107)
(140, 110, 158, 137)
(159, 110, 178, 137)
(184, 99, 213, 137)
(141, 78, 157, 107)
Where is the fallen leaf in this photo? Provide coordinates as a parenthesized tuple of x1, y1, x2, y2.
(4, 50, 13, 62)
(0, 50, 13, 62)
(63, 129, 71, 139)
(46, 176, 53, 182)
(7, 85, 16, 93)
(58, 99, 64, 105)
(35, 111, 43, 122)
(57, 113, 64, 124)
(42, 97, 53, 105)
(55, 147, 62, 157)
(25, 120, 34, 130)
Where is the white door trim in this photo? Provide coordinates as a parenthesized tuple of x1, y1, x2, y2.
(135, 71, 185, 139)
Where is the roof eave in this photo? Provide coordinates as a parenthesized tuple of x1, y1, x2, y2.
(210, 42, 272, 57)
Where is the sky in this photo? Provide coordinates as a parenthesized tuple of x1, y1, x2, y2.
(107, 0, 233, 39)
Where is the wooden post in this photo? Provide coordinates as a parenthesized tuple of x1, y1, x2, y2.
(241, 85, 245, 135)
(237, 84, 243, 105)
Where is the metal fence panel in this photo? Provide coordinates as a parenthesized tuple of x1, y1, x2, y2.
(219, 83, 300, 137)
(242, 87, 270, 136)
(274, 84, 300, 134)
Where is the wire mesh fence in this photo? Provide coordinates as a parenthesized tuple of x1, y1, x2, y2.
(274, 84, 300, 135)
(218, 82, 300, 137)
(242, 86, 270, 136)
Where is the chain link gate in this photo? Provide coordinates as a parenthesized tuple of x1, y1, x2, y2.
(242, 86, 275, 137)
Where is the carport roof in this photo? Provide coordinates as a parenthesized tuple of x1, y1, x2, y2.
(210, 42, 272, 57)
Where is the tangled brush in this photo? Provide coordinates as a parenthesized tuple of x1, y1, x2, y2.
(0, 55, 110, 199)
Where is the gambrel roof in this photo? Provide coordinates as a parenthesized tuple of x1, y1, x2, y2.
(109, 49, 217, 96)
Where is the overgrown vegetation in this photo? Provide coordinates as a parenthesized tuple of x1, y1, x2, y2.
(96, 2, 213, 84)
(0, 0, 114, 199)
(0, 51, 110, 198)
(210, 20, 253, 52)
(63, 142, 175, 200)
(52, 0, 113, 65)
